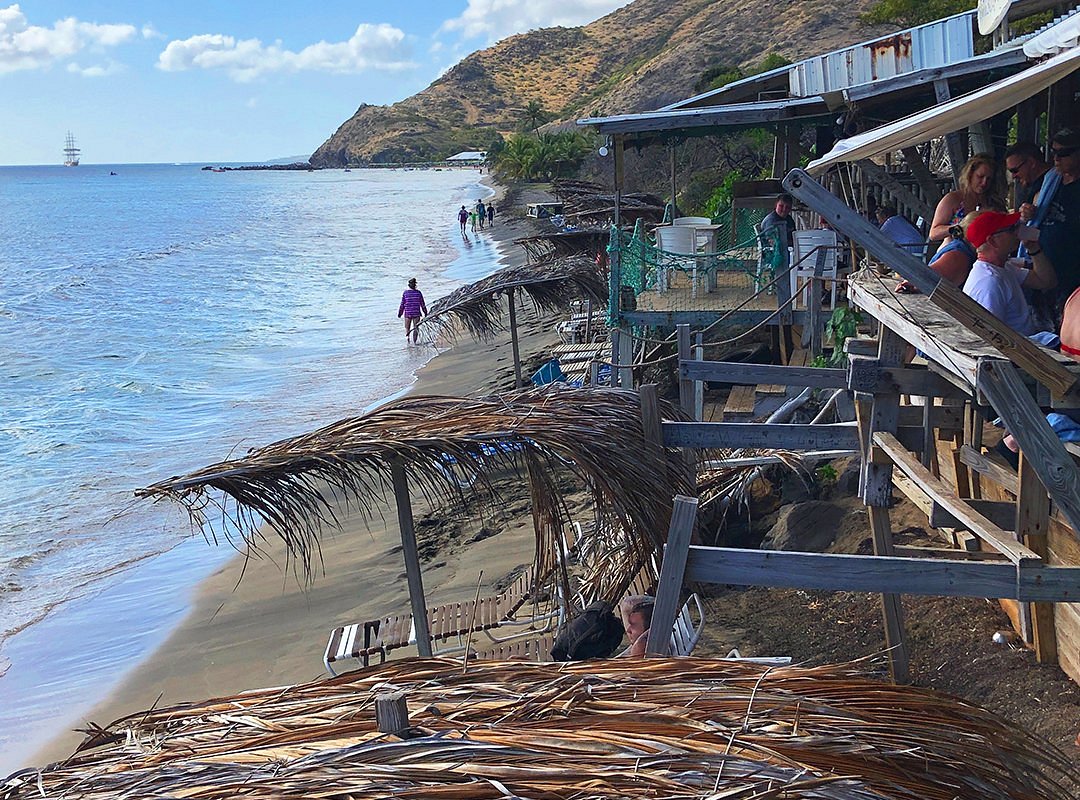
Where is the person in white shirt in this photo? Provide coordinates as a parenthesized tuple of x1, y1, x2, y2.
(961, 210, 1057, 336)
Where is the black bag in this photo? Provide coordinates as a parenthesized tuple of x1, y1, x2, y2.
(550, 600, 624, 661)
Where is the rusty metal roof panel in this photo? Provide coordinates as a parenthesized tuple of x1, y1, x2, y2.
(790, 12, 974, 96)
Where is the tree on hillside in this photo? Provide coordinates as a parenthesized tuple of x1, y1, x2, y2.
(860, 0, 970, 26)
(522, 100, 550, 135)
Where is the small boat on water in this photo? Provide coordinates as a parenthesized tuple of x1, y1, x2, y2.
(63, 132, 80, 167)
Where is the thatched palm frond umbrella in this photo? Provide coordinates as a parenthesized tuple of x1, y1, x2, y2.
(424, 254, 607, 387)
(138, 388, 692, 609)
(14, 658, 1073, 799)
(514, 229, 607, 263)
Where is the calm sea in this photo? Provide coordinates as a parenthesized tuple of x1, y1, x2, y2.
(0, 163, 503, 771)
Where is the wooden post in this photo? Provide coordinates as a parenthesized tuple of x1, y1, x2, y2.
(375, 691, 410, 735)
(614, 134, 624, 229)
(646, 495, 698, 656)
(693, 333, 704, 421)
(934, 80, 967, 185)
(1017, 453, 1057, 664)
(507, 288, 522, 389)
(670, 142, 678, 219)
(610, 328, 622, 387)
(859, 327, 910, 683)
(619, 326, 634, 389)
(677, 324, 693, 415)
(389, 457, 432, 657)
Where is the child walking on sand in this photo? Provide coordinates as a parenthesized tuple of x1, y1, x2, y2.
(398, 278, 428, 344)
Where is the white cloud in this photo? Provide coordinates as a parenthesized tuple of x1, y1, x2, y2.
(66, 59, 123, 77)
(157, 23, 414, 82)
(141, 23, 164, 40)
(440, 0, 630, 44)
(0, 4, 136, 74)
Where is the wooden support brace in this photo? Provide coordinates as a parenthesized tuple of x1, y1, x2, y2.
(874, 432, 1041, 565)
(978, 360, 1080, 536)
(646, 495, 698, 656)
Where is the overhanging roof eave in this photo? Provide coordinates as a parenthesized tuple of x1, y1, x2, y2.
(576, 97, 830, 136)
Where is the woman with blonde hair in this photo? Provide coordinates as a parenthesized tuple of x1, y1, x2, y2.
(928, 154, 1005, 241)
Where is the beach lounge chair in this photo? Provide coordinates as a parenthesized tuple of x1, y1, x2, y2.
(323, 565, 562, 675)
(324, 521, 578, 675)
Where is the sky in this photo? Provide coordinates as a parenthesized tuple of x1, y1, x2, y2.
(0, 0, 631, 165)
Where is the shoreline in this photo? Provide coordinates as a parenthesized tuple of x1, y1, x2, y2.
(24, 177, 560, 770)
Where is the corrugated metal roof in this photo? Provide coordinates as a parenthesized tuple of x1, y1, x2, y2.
(789, 13, 975, 96)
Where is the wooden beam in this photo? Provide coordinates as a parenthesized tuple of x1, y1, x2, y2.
(389, 457, 433, 657)
(901, 146, 942, 205)
(958, 444, 1018, 494)
(646, 495, 698, 656)
(683, 546, 1080, 602)
(874, 432, 1041, 565)
(1018, 452, 1057, 664)
(893, 545, 1008, 561)
(682, 360, 847, 388)
(978, 360, 1080, 535)
(662, 421, 860, 450)
(929, 499, 1017, 531)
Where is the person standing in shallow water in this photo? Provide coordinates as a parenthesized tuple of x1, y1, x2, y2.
(457, 205, 469, 236)
(398, 278, 428, 344)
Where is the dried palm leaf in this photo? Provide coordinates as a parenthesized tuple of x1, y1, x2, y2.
(137, 388, 693, 602)
(8, 659, 1071, 800)
(424, 255, 607, 341)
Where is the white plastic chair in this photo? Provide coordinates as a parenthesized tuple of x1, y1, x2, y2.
(790, 229, 839, 310)
(669, 592, 705, 656)
(655, 225, 702, 296)
(672, 216, 711, 226)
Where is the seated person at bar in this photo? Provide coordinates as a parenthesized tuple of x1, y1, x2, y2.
(895, 211, 979, 293)
(961, 210, 1056, 336)
(618, 595, 654, 658)
(876, 206, 924, 254)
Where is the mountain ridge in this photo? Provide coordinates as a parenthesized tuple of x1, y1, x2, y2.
(310, 0, 892, 167)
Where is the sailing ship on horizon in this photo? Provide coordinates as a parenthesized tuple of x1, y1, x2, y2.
(63, 132, 80, 167)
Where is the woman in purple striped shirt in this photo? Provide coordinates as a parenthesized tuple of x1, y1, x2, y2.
(398, 278, 428, 344)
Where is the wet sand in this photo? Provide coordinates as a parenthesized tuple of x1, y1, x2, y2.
(29, 178, 567, 767)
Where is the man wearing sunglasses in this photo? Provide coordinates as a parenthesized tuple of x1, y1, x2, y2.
(1019, 128, 1080, 323)
(1004, 142, 1051, 209)
(962, 210, 1056, 336)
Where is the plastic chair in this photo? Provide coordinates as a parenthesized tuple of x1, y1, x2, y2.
(672, 216, 711, 226)
(790, 229, 838, 310)
(655, 225, 702, 296)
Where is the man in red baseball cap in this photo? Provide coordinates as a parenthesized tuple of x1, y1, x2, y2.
(961, 210, 1057, 336)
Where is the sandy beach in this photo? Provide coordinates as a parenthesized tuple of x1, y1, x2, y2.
(29, 177, 573, 767)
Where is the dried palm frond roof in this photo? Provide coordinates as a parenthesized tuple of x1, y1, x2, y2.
(550, 179, 666, 226)
(8, 658, 1071, 799)
(137, 388, 691, 597)
(424, 254, 607, 341)
(514, 228, 607, 263)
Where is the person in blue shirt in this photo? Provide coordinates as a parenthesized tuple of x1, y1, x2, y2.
(876, 206, 924, 255)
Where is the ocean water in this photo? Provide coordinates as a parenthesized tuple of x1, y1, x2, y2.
(0, 164, 504, 771)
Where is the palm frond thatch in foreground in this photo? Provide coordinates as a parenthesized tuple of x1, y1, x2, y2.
(424, 254, 607, 341)
(7, 658, 1072, 799)
(137, 388, 692, 600)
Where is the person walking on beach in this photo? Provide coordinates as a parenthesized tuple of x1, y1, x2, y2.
(398, 278, 428, 344)
(476, 199, 486, 230)
(469, 208, 478, 232)
(458, 205, 469, 236)
(487, 203, 495, 227)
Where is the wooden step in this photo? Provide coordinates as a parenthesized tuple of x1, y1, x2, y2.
(723, 385, 757, 422)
